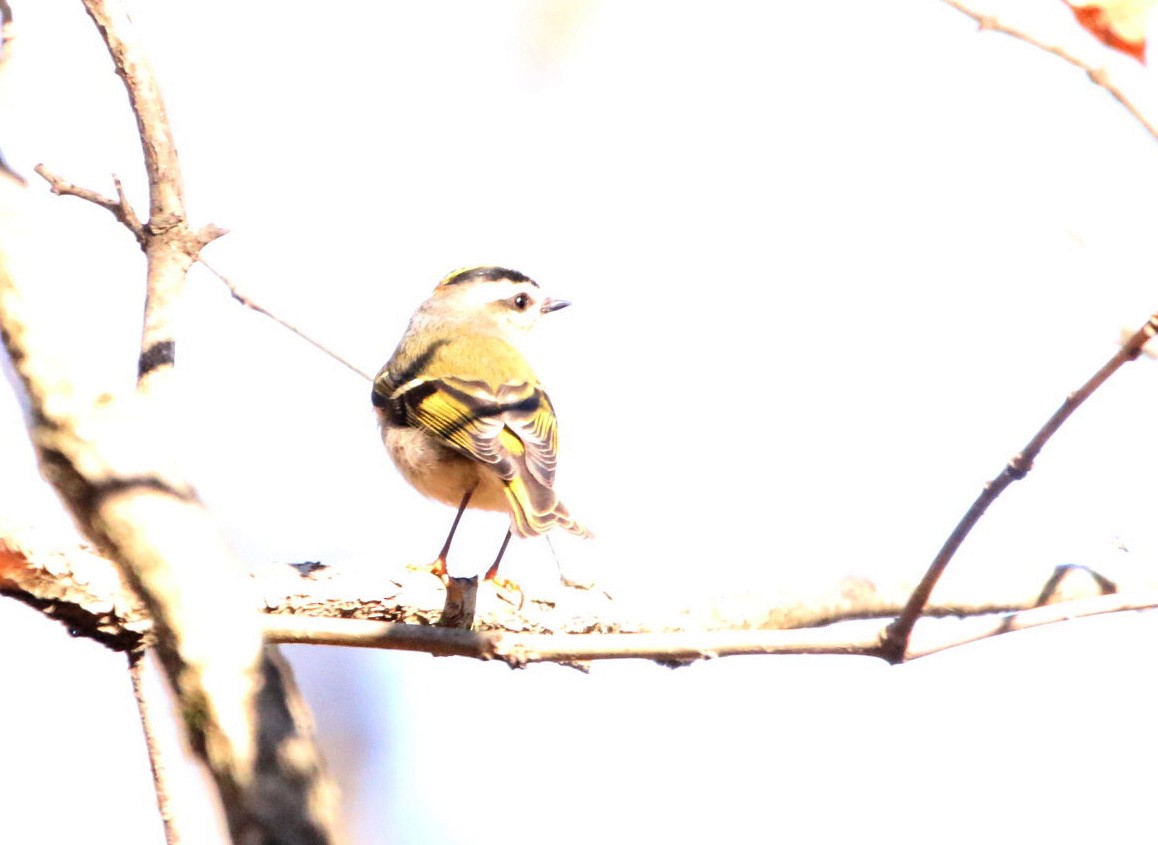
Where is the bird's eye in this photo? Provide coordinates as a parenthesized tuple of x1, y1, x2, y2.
(511, 293, 531, 311)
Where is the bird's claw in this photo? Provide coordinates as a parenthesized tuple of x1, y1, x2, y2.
(487, 576, 525, 610)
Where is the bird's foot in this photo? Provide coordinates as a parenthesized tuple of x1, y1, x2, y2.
(407, 556, 450, 586)
(487, 576, 524, 610)
(483, 560, 524, 610)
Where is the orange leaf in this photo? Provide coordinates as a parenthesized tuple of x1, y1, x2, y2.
(0, 537, 29, 587)
(1065, 0, 1157, 62)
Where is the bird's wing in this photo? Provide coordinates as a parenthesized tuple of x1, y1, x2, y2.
(393, 375, 589, 539)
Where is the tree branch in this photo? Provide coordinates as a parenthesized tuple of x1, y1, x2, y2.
(0, 273, 340, 840)
(79, 0, 226, 389)
(261, 591, 1158, 666)
(33, 164, 145, 246)
(0, 520, 151, 651)
(2, 3, 341, 839)
(0, 522, 1139, 668)
(128, 653, 189, 845)
(936, 0, 1158, 143)
(882, 307, 1158, 661)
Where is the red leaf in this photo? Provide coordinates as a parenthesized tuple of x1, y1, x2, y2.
(1065, 0, 1157, 62)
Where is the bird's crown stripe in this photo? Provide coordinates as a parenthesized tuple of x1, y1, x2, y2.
(438, 266, 537, 288)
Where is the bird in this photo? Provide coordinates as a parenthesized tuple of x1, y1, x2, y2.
(371, 266, 590, 603)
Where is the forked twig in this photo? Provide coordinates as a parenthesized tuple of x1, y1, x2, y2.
(33, 164, 145, 245)
(882, 310, 1158, 662)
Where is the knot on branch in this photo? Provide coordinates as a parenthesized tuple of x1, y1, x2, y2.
(877, 622, 909, 665)
(146, 211, 185, 236)
(1007, 452, 1032, 479)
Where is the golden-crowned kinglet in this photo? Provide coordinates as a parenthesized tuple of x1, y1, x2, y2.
(372, 267, 590, 597)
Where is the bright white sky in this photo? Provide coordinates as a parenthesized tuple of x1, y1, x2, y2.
(4, 1, 1158, 842)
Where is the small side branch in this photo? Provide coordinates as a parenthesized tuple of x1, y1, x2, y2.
(34, 164, 145, 246)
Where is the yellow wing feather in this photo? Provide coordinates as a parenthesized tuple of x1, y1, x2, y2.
(394, 375, 588, 538)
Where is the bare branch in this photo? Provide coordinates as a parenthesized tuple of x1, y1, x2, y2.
(937, 0, 1158, 143)
(129, 653, 197, 845)
(883, 308, 1158, 661)
(0, 520, 151, 650)
(2, 126, 340, 845)
(262, 614, 886, 666)
(78, 0, 226, 390)
(81, 0, 183, 227)
(905, 589, 1158, 659)
(1, 523, 1143, 668)
(262, 591, 1158, 667)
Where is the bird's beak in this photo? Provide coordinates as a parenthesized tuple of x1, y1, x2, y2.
(540, 298, 571, 314)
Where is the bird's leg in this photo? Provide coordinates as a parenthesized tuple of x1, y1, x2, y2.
(482, 530, 511, 582)
(483, 530, 524, 609)
(409, 486, 474, 584)
(431, 487, 473, 578)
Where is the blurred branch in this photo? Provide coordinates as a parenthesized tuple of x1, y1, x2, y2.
(0, 3, 20, 183)
(882, 308, 1158, 662)
(129, 654, 190, 845)
(0, 250, 340, 842)
(7, 1, 341, 841)
(937, 0, 1158, 142)
(0, 522, 151, 651)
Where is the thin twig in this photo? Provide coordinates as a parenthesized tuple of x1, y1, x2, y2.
(905, 589, 1158, 660)
(1032, 562, 1117, 607)
(882, 309, 1158, 662)
(128, 653, 186, 845)
(198, 259, 375, 381)
(33, 162, 375, 382)
(937, 0, 1158, 143)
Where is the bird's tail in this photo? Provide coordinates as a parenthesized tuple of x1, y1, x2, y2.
(503, 476, 592, 539)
